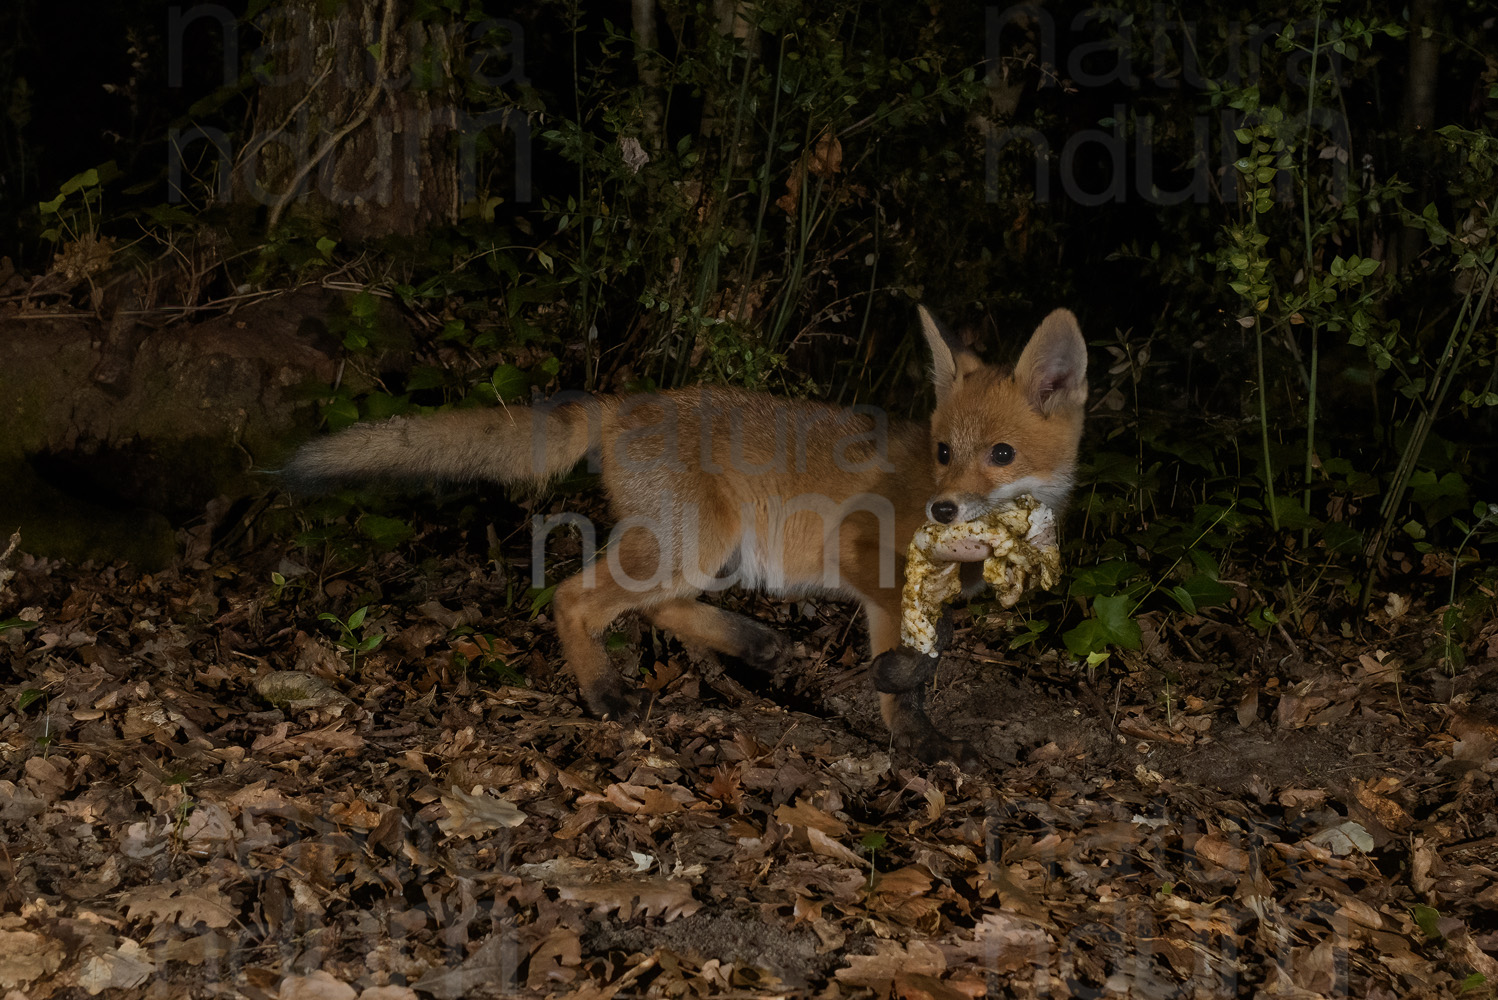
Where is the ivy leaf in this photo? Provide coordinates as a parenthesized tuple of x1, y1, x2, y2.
(490, 364, 529, 402)
(1092, 593, 1142, 650)
(1180, 574, 1235, 610)
(360, 515, 414, 550)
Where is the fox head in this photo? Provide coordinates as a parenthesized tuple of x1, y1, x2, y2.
(920, 306, 1088, 524)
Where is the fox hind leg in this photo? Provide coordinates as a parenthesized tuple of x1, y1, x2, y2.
(552, 570, 646, 720)
(552, 517, 747, 720)
(551, 525, 693, 720)
(646, 599, 789, 672)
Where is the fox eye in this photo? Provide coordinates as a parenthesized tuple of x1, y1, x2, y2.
(990, 443, 1015, 466)
(936, 442, 951, 465)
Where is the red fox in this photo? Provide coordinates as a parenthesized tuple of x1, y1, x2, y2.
(284, 307, 1088, 763)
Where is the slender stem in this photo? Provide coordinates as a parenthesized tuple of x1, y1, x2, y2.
(1256, 311, 1279, 530)
(1300, 10, 1322, 549)
(1363, 258, 1498, 599)
(737, 40, 787, 327)
(570, 3, 592, 390)
(844, 188, 881, 403)
(1445, 507, 1498, 672)
(1127, 503, 1237, 618)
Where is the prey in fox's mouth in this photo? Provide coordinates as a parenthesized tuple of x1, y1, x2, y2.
(926, 533, 996, 562)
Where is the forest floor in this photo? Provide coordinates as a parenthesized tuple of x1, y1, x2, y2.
(3, 498, 1497, 1000)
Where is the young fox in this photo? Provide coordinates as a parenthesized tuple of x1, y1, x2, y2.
(284, 307, 1088, 762)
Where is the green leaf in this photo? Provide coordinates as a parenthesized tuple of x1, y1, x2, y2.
(1186, 549, 1221, 576)
(349, 290, 378, 317)
(145, 204, 198, 225)
(0, 616, 41, 633)
(490, 364, 529, 402)
(1409, 470, 1470, 522)
(59, 168, 97, 196)
(1410, 904, 1442, 940)
(316, 236, 337, 259)
(406, 365, 447, 392)
(1180, 574, 1234, 610)
(361, 392, 409, 420)
(1319, 521, 1363, 555)
(1271, 496, 1322, 531)
(1092, 593, 1142, 649)
(1065, 613, 1119, 657)
(1247, 606, 1278, 633)
(1167, 585, 1196, 615)
(1069, 560, 1142, 598)
(528, 585, 557, 618)
(324, 396, 360, 432)
(16, 688, 47, 711)
(347, 606, 368, 629)
(1008, 620, 1048, 651)
(359, 514, 414, 550)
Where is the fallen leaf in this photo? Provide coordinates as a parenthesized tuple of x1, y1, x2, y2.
(77, 940, 155, 996)
(278, 969, 358, 1000)
(438, 786, 526, 837)
(837, 940, 945, 991)
(776, 800, 849, 837)
(1352, 777, 1412, 832)
(1308, 821, 1373, 856)
(119, 880, 236, 929)
(895, 971, 984, 1000)
(806, 827, 863, 866)
(0, 928, 66, 989)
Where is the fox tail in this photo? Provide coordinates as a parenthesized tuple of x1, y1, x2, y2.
(280, 397, 601, 493)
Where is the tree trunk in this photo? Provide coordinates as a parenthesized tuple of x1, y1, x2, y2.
(632, 0, 665, 153)
(1396, 0, 1442, 272)
(242, 0, 463, 240)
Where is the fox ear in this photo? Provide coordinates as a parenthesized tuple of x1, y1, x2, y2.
(1015, 308, 1088, 415)
(919, 306, 984, 404)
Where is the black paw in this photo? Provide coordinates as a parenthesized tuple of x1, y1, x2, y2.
(885, 686, 984, 771)
(583, 680, 641, 722)
(729, 619, 789, 672)
(935, 606, 955, 651)
(871, 646, 939, 694)
(898, 730, 984, 771)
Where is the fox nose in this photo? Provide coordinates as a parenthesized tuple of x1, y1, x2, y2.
(929, 500, 958, 524)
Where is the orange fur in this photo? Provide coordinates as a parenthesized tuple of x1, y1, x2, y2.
(284, 307, 1088, 758)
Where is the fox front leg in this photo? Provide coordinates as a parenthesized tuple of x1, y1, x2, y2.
(871, 611, 979, 769)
